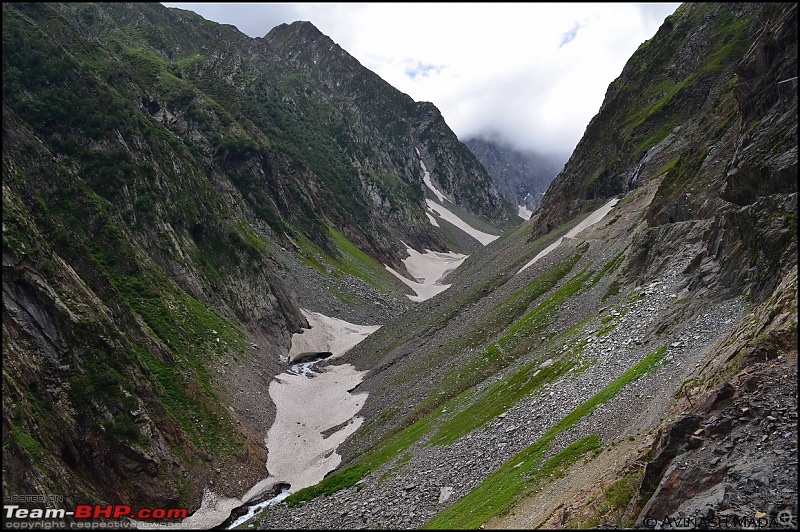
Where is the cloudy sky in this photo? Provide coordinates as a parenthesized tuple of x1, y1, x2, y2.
(162, 2, 680, 161)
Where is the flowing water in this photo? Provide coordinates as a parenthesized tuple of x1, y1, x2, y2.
(226, 486, 291, 529)
(628, 146, 656, 190)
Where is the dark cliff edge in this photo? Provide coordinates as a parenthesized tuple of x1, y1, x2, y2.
(535, 2, 796, 304)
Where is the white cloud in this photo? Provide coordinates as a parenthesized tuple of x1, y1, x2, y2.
(162, 2, 680, 159)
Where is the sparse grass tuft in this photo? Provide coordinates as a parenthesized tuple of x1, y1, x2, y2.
(423, 343, 669, 529)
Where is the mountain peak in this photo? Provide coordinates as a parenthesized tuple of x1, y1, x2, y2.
(265, 19, 328, 43)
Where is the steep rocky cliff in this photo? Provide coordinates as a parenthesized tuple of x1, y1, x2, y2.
(257, 20, 513, 252)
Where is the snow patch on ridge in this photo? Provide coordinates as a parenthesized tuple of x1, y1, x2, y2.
(420, 160, 448, 204)
(425, 199, 500, 246)
(517, 198, 619, 274)
(417, 157, 500, 246)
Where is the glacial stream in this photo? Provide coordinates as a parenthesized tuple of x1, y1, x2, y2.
(223, 356, 334, 530)
(222, 314, 376, 528)
(225, 486, 291, 529)
(136, 185, 489, 528)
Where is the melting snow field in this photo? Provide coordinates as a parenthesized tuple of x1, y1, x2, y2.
(518, 198, 619, 274)
(265, 362, 367, 492)
(287, 309, 381, 362)
(266, 310, 375, 492)
(139, 312, 379, 529)
(387, 156, 492, 301)
(129, 478, 278, 529)
(385, 244, 467, 302)
(418, 156, 500, 246)
(518, 204, 533, 220)
(426, 199, 500, 246)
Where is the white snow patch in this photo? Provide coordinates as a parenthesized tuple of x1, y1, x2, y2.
(421, 160, 448, 203)
(265, 362, 367, 492)
(426, 199, 500, 246)
(518, 198, 619, 274)
(385, 244, 467, 302)
(267, 310, 379, 494)
(516, 236, 566, 275)
(129, 480, 275, 529)
(417, 158, 499, 245)
(425, 211, 440, 227)
(287, 309, 380, 362)
(518, 204, 533, 220)
(132, 311, 380, 529)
